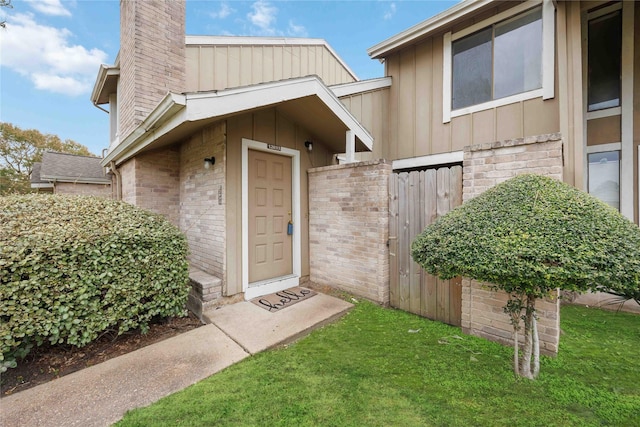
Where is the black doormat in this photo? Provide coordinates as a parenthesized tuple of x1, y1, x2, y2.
(250, 287, 317, 313)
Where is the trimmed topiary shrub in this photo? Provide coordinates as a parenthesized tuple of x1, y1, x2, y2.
(412, 174, 640, 379)
(0, 194, 190, 371)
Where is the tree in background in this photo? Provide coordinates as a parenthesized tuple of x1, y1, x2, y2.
(0, 122, 94, 194)
(1, 0, 12, 29)
(412, 174, 640, 380)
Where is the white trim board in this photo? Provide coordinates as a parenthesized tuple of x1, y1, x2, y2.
(392, 151, 463, 170)
(330, 77, 392, 98)
(241, 138, 302, 300)
(620, 0, 634, 221)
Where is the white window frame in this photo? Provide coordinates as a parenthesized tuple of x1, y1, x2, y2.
(582, 1, 634, 221)
(443, 0, 555, 123)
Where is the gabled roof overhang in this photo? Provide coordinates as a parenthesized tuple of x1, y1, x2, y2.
(102, 75, 374, 167)
(367, 0, 494, 59)
(39, 175, 112, 184)
(91, 64, 120, 105)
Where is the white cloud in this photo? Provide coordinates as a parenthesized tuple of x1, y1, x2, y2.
(287, 20, 307, 38)
(25, 0, 72, 17)
(210, 2, 234, 20)
(0, 13, 107, 96)
(383, 2, 397, 20)
(32, 73, 86, 96)
(248, 0, 277, 35)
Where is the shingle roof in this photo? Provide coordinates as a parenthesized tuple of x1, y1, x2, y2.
(39, 151, 111, 184)
(30, 162, 47, 184)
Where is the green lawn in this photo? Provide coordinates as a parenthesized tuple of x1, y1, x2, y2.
(117, 300, 640, 426)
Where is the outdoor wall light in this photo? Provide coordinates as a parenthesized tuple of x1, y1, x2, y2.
(304, 141, 313, 152)
(204, 157, 216, 169)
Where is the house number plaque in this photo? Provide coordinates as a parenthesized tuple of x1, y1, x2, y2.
(267, 144, 281, 151)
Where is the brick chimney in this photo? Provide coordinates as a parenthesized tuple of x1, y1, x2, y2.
(119, 0, 186, 142)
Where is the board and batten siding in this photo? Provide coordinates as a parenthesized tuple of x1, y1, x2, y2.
(339, 88, 390, 161)
(186, 44, 357, 93)
(383, 33, 560, 162)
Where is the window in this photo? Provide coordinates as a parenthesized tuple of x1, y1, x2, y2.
(452, 7, 542, 110)
(587, 151, 620, 210)
(443, 0, 555, 122)
(587, 10, 621, 111)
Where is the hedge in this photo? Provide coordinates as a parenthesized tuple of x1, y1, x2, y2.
(1, 194, 190, 370)
(411, 174, 640, 299)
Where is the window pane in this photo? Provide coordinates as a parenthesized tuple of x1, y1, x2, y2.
(588, 151, 620, 210)
(494, 7, 542, 99)
(588, 11, 621, 111)
(452, 28, 492, 109)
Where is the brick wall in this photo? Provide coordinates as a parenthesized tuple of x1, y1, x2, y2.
(54, 182, 112, 198)
(461, 133, 563, 354)
(119, 159, 136, 204)
(308, 160, 391, 304)
(119, 0, 186, 142)
(117, 148, 181, 226)
(179, 122, 226, 295)
(463, 133, 563, 201)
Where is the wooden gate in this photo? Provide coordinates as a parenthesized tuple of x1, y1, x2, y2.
(389, 165, 463, 326)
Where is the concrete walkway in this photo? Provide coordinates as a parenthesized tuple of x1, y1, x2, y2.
(0, 292, 352, 427)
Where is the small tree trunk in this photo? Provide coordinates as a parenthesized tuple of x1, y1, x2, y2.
(513, 328, 519, 378)
(519, 295, 535, 379)
(520, 316, 532, 379)
(532, 311, 540, 379)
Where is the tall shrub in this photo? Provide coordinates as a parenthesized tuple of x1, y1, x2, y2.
(1, 194, 190, 370)
(412, 174, 640, 379)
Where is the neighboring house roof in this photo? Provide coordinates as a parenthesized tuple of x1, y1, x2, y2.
(367, 0, 495, 59)
(102, 75, 374, 167)
(30, 162, 54, 188)
(38, 151, 111, 184)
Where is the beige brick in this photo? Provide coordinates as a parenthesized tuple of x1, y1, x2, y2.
(308, 161, 391, 304)
(54, 182, 112, 198)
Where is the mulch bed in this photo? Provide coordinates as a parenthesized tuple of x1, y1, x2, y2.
(1, 313, 203, 396)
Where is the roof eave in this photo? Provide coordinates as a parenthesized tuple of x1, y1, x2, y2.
(30, 183, 54, 188)
(101, 92, 187, 167)
(367, 0, 493, 59)
(39, 176, 111, 184)
(102, 76, 374, 167)
(91, 64, 120, 106)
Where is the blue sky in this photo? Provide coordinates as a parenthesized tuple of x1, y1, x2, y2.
(0, 0, 456, 156)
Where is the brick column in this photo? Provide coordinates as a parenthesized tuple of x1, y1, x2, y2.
(461, 133, 563, 354)
(119, 0, 186, 142)
(308, 160, 391, 304)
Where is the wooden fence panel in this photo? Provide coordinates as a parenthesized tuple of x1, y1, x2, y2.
(397, 172, 410, 311)
(389, 173, 399, 308)
(389, 165, 463, 326)
(408, 171, 422, 314)
(421, 169, 437, 319)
